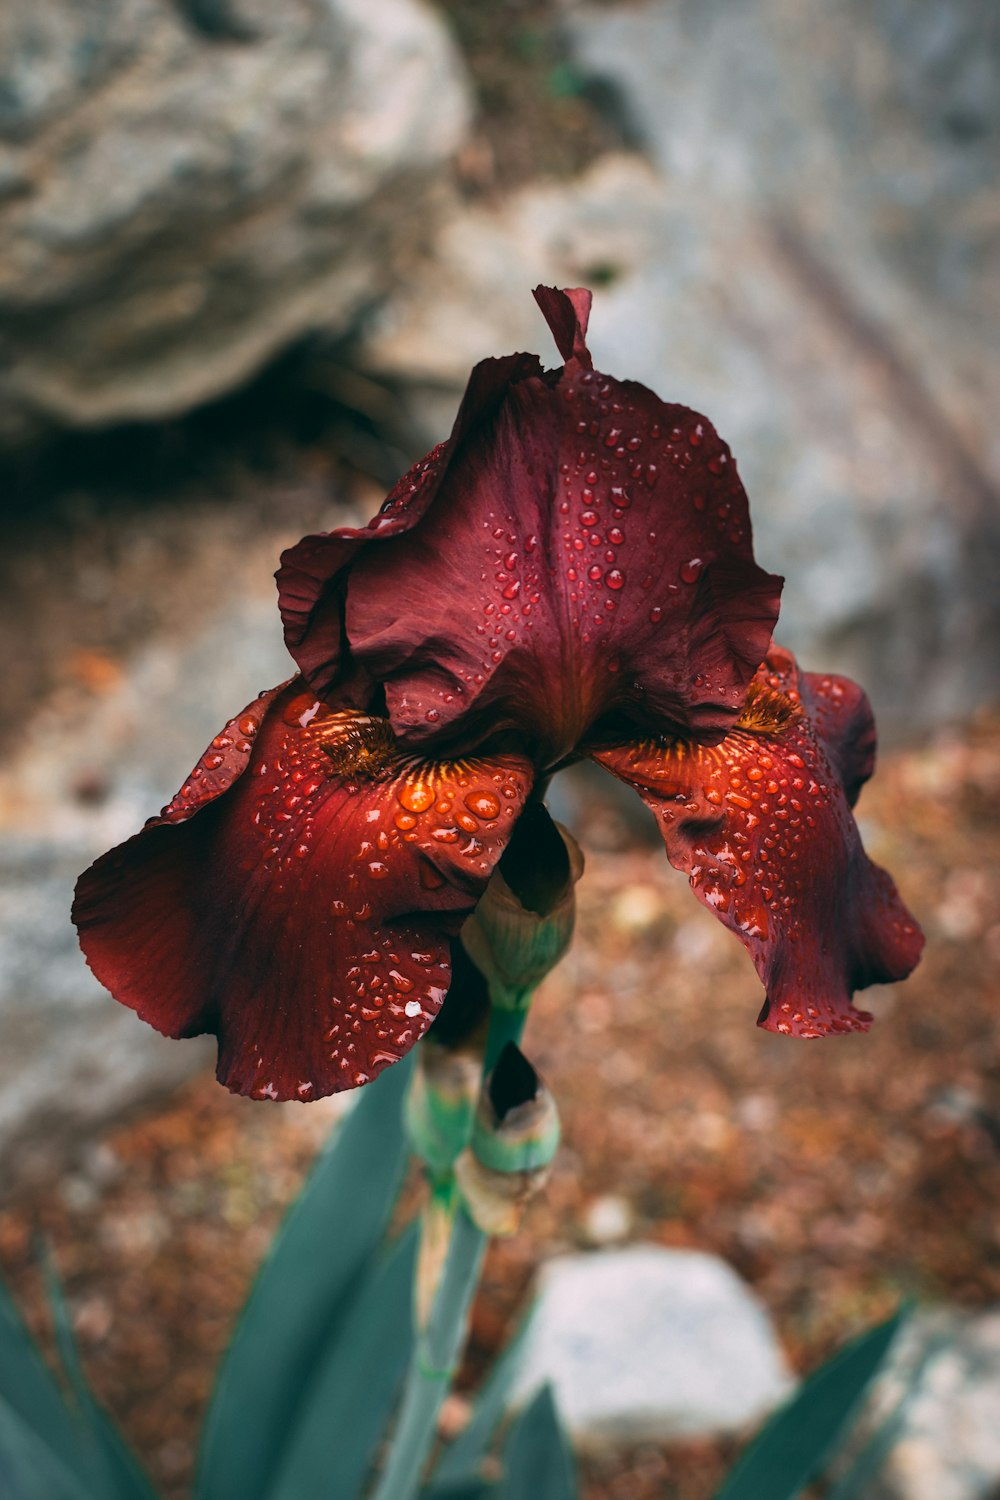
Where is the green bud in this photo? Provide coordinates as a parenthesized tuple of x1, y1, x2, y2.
(461, 804, 583, 1009)
(405, 1041, 481, 1177)
(454, 1044, 560, 1237)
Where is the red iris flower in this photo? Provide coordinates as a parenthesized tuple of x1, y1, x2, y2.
(73, 287, 923, 1100)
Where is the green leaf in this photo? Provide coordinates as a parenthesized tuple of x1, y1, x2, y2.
(267, 1226, 417, 1500)
(433, 1314, 534, 1485)
(498, 1386, 577, 1500)
(42, 1250, 157, 1500)
(195, 1054, 413, 1500)
(0, 1394, 97, 1500)
(422, 1483, 496, 1500)
(0, 1271, 98, 1486)
(713, 1308, 908, 1500)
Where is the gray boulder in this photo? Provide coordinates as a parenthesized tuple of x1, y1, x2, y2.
(511, 1245, 792, 1444)
(0, 585, 296, 1183)
(0, 0, 469, 443)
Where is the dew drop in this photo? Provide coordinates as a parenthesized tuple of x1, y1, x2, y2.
(282, 693, 322, 728)
(399, 782, 435, 814)
(464, 789, 501, 820)
(606, 568, 625, 590)
(679, 557, 704, 584)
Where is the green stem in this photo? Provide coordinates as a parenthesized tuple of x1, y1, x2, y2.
(483, 1003, 528, 1072)
(371, 1208, 487, 1500)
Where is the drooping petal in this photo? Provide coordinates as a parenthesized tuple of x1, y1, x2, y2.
(593, 646, 923, 1037)
(280, 286, 782, 765)
(73, 682, 533, 1100)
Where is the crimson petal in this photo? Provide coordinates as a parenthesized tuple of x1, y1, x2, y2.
(276, 349, 544, 700)
(593, 646, 924, 1037)
(278, 286, 782, 765)
(73, 682, 532, 1099)
(341, 286, 782, 763)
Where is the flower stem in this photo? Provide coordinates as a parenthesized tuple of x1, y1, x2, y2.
(371, 1207, 487, 1500)
(483, 1003, 528, 1072)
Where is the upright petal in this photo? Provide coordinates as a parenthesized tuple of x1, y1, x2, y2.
(594, 647, 923, 1037)
(73, 682, 533, 1099)
(281, 286, 782, 765)
(276, 350, 544, 699)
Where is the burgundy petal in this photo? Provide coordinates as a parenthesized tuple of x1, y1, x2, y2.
(73, 682, 533, 1099)
(532, 285, 594, 367)
(593, 646, 923, 1037)
(276, 350, 544, 699)
(340, 286, 782, 763)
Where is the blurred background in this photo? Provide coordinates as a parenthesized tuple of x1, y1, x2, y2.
(0, 1, 998, 1496)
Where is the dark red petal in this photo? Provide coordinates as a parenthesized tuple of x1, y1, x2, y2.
(532, 285, 593, 367)
(342, 289, 782, 762)
(73, 683, 532, 1100)
(276, 350, 544, 698)
(593, 648, 923, 1038)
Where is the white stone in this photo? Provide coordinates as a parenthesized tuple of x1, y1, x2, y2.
(581, 1194, 634, 1246)
(511, 1245, 793, 1445)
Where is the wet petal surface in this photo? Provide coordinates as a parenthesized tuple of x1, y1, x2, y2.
(594, 647, 924, 1036)
(276, 351, 544, 702)
(280, 287, 781, 764)
(73, 682, 532, 1099)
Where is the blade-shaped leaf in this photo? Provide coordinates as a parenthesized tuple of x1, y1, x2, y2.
(498, 1386, 577, 1500)
(0, 1272, 99, 1486)
(196, 1054, 413, 1500)
(713, 1308, 908, 1500)
(433, 1314, 534, 1485)
(42, 1250, 157, 1500)
(0, 1394, 97, 1500)
(267, 1226, 418, 1500)
(422, 1483, 496, 1500)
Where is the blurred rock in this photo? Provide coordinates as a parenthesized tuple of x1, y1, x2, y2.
(512, 1245, 792, 1443)
(0, 0, 469, 444)
(580, 1193, 634, 1246)
(849, 1308, 1000, 1500)
(359, 0, 1000, 738)
(0, 577, 295, 1182)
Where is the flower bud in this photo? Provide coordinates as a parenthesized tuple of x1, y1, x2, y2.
(405, 1041, 481, 1178)
(461, 804, 583, 1009)
(455, 1043, 560, 1237)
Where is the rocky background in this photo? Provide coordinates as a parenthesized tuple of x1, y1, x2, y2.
(1, 1, 998, 1494)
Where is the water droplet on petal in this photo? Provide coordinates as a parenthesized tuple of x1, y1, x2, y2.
(399, 782, 435, 814)
(464, 790, 501, 820)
